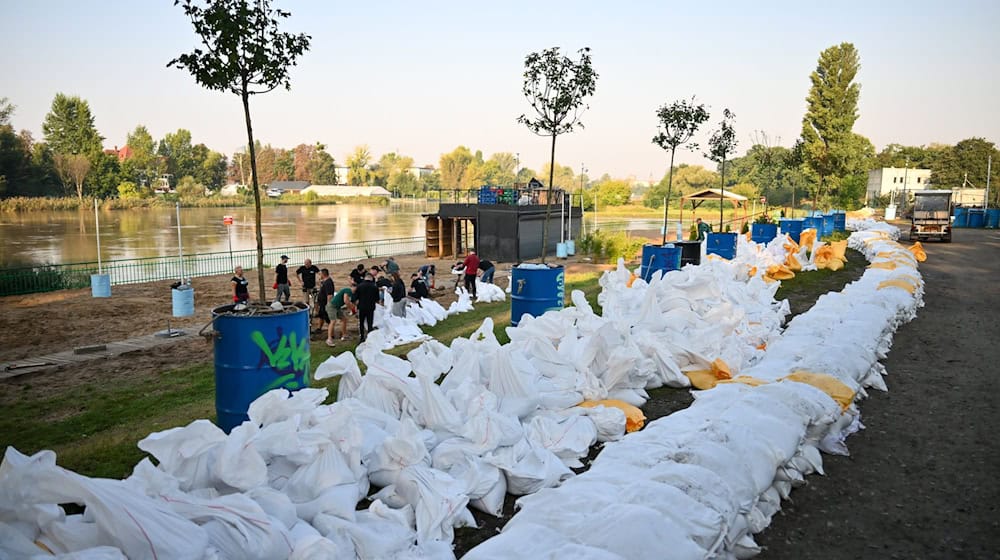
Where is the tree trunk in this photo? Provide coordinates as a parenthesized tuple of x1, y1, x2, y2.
(662, 149, 677, 244)
(541, 133, 557, 264)
(242, 89, 266, 302)
(719, 158, 726, 231)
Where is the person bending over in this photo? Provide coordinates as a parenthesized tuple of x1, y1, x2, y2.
(462, 250, 480, 298)
(326, 284, 356, 346)
(408, 273, 429, 300)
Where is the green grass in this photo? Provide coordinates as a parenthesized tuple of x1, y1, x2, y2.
(775, 248, 866, 317)
(3, 272, 604, 478)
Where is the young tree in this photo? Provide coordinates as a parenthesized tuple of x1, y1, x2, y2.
(704, 109, 738, 231)
(518, 47, 598, 262)
(345, 145, 373, 185)
(170, 0, 311, 301)
(42, 94, 104, 157)
(799, 42, 863, 209)
(652, 96, 710, 243)
(53, 153, 91, 200)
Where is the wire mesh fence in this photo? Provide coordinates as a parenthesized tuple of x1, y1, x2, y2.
(0, 236, 426, 297)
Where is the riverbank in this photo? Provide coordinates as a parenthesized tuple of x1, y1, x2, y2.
(0, 193, 391, 212)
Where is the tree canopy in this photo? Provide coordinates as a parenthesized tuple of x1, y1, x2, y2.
(42, 93, 103, 157)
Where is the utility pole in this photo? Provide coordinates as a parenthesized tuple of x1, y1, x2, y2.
(901, 158, 910, 212)
(986, 155, 992, 209)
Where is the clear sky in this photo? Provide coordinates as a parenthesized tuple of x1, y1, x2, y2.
(3, 0, 998, 180)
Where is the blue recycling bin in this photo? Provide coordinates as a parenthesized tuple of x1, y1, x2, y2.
(639, 244, 682, 281)
(750, 223, 779, 244)
(779, 218, 804, 244)
(511, 265, 565, 326)
(832, 211, 846, 232)
(953, 207, 968, 228)
(986, 209, 1000, 229)
(706, 232, 738, 260)
(802, 216, 823, 234)
(822, 214, 835, 237)
(212, 303, 311, 433)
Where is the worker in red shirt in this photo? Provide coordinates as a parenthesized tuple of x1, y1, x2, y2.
(463, 250, 480, 299)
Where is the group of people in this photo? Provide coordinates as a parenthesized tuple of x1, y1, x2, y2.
(230, 252, 494, 347)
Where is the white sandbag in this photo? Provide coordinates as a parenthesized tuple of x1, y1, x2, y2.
(212, 422, 267, 491)
(524, 412, 598, 468)
(136, 419, 226, 492)
(393, 465, 475, 544)
(500, 440, 574, 496)
(463, 522, 626, 560)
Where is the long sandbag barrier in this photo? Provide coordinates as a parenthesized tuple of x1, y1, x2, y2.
(0, 220, 920, 559)
(465, 221, 921, 558)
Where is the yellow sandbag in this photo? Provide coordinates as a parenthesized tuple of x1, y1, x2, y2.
(762, 275, 778, 284)
(781, 371, 855, 411)
(718, 375, 769, 387)
(868, 261, 898, 270)
(577, 399, 646, 432)
(746, 232, 752, 242)
(785, 252, 802, 272)
(626, 272, 638, 288)
(908, 241, 927, 262)
(813, 244, 834, 269)
(877, 279, 917, 294)
(684, 358, 733, 390)
(747, 265, 757, 277)
(825, 258, 844, 271)
(765, 264, 795, 280)
(799, 228, 816, 248)
(783, 238, 799, 253)
(830, 240, 848, 261)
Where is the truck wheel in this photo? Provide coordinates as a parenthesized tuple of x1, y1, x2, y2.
(942, 234, 952, 243)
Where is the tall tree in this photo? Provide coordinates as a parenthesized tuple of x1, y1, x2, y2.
(704, 109, 738, 231)
(158, 129, 196, 184)
(122, 125, 160, 187)
(486, 152, 517, 186)
(42, 94, 103, 157)
(345, 145, 372, 185)
(307, 144, 337, 184)
(0, 97, 13, 126)
(928, 137, 999, 195)
(518, 46, 598, 262)
(651, 96, 710, 243)
(170, 0, 311, 301)
(439, 146, 475, 188)
(54, 153, 91, 200)
(799, 42, 864, 209)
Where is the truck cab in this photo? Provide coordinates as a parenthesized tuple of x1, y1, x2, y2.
(910, 191, 953, 243)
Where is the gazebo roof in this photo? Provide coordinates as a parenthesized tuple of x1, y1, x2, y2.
(681, 188, 749, 202)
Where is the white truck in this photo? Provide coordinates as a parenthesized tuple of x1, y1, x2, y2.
(910, 191, 953, 243)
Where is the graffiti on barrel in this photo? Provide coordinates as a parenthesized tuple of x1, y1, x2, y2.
(250, 327, 310, 391)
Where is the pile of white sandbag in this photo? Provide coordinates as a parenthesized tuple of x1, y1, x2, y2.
(465, 223, 922, 558)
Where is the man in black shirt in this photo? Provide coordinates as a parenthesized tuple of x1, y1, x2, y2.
(274, 255, 291, 303)
(478, 259, 496, 284)
(349, 264, 365, 286)
(354, 274, 380, 342)
(296, 258, 320, 294)
(408, 273, 429, 300)
(314, 268, 335, 333)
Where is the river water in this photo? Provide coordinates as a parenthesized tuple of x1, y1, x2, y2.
(0, 201, 664, 268)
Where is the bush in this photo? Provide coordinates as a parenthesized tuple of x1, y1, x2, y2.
(579, 229, 643, 264)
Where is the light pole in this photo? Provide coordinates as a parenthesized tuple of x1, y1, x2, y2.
(572, 163, 586, 242)
(900, 158, 909, 212)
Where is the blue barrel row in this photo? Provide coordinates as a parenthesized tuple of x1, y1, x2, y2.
(776, 210, 847, 243)
(954, 207, 999, 228)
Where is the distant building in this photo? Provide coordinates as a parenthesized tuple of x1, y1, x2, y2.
(301, 185, 391, 197)
(219, 184, 243, 197)
(333, 166, 351, 185)
(408, 166, 435, 180)
(266, 180, 310, 194)
(867, 167, 932, 203)
(103, 145, 133, 162)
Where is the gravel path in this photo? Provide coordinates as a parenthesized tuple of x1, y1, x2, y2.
(758, 227, 1000, 559)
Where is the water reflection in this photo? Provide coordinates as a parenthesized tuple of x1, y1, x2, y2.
(0, 200, 438, 267)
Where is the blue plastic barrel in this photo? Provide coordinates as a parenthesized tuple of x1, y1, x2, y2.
(172, 285, 195, 317)
(968, 209, 986, 228)
(832, 211, 846, 232)
(639, 244, 682, 281)
(750, 223, 778, 244)
(986, 209, 1000, 229)
(802, 216, 823, 235)
(510, 265, 565, 326)
(953, 207, 968, 228)
(779, 218, 804, 243)
(556, 242, 568, 258)
(822, 214, 835, 237)
(566, 239, 576, 256)
(91, 274, 111, 298)
(212, 303, 311, 433)
(706, 232, 738, 260)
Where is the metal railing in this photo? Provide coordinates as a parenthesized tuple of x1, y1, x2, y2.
(0, 236, 425, 297)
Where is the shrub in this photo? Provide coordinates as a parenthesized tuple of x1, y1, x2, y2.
(580, 229, 642, 264)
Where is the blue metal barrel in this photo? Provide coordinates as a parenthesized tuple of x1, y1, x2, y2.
(953, 207, 968, 228)
(750, 223, 778, 244)
(511, 265, 565, 326)
(802, 216, 823, 234)
(706, 232, 738, 260)
(212, 303, 311, 433)
(986, 209, 1000, 229)
(832, 211, 846, 232)
(172, 286, 195, 317)
(968, 209, 986, 228)
(779, 218, 804, 243)
(90, 274, 111, 298)
(639, 244, 682, 281)
(822, 214, 835, 237)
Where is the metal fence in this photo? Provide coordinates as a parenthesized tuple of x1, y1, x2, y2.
(0, 236, 426, 297)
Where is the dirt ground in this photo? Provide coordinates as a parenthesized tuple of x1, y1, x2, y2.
(757, 227, 1000, 559)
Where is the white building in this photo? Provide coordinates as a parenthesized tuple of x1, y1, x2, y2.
(866, 167, 932, 203)
(408, 166, 435, 180)
(301, 185, 391, 197)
